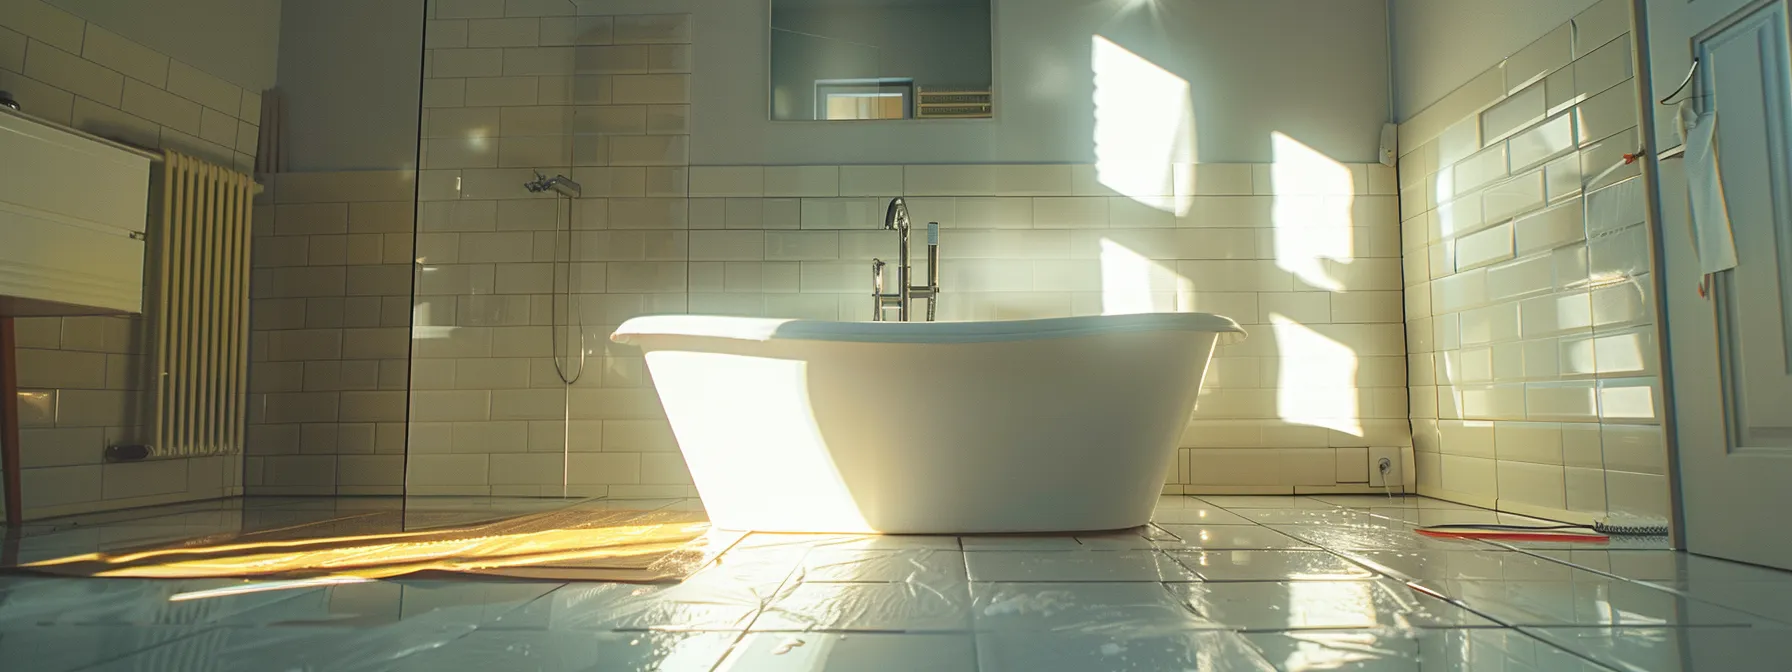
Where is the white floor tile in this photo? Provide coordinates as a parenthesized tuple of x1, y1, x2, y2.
(1442, 579, 1782, 627)
(753, 582, 972, 632)
(1154, 525, 1318, 551)
(1173, 580, 1501, 630)
(968, 582, 1220, 633)
(390, 631, 737, 672)
(720, 632, 978, 671)
(1269, 524, 1502, 551)
(1244, 628, 1608, 671)
(966, 550, 1198, 582)
(1166, 550, 1376, 581)
(1197, 496, 1337, 509)
(795, 548, 966, 584)
(976, 629, 1275, 671)
(1523, 626, 1792, 672)
(488, 579, 764, 632)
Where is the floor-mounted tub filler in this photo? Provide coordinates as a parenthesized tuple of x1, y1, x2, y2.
(612, 312, 1245, 534)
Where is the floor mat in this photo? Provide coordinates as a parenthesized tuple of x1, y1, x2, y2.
(7, 506, 740, 583)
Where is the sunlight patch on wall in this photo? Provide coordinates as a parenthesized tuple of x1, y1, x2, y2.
(1271, 132, 1353, 292)
(1101, 238, 1193, 315)
(1271, 313, 1362, 436)
(1091, 35, 1195, 215)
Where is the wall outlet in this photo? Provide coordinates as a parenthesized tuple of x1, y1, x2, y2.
(1368, 447, 1401, 488)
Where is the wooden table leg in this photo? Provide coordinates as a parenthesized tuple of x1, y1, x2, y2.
(2, 316, 21, 528)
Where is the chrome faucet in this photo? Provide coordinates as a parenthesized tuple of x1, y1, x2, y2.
(871, 197, 940, 321)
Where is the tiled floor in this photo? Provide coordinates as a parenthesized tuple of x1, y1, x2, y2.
(3, 494, 1791, 670)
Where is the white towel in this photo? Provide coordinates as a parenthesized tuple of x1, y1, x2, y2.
(1683, 106, 1739, 276)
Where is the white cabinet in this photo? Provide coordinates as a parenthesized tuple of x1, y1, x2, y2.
(0, 107, 152, 316)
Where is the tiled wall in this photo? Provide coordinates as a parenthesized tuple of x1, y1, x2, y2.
(410, 6, 697, 498)
(1397, 0, 1669, 522)
(2, 0, 263, 520)
(683, 163, 1413, 496)
(245, 172, 416, 496)
(409, 4, 1412, 497)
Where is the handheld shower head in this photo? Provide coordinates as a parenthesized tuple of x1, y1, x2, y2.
(524, 172, 582, 198)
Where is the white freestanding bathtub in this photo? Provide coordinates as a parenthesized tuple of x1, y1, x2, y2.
(611, 313, 1245, 534)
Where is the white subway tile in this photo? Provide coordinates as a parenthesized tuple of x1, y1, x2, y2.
(613, 14, 691, 44)
(904, 165, 996, 196)
(763, 166, 839, 197)
(1481, 171, 1546, 224)
(438, 0, 507, 19)
(434, 48, 505, 77)
(801, 198, 881, 230)
(427, 19, 469, 48)
(2, 69, 75, 125)
(606, 262, 686, 292)
(1498, 460, 1566, 509)
(572, 104, 644, 133)
(1513, 200, 1584, 254)
(1032, 197, 1109, 229)
(407, 454, 490, 486)
(646, 104, 688, 134)
(1509, 24, 1572, 93)
(1591, 280, 1651, 329)
(468, 17, 539, 47)
(1109, 197, 1175, 228)
(1580, 128, 1639, 191)
(608, 198, 687, 229)
(25, 41, 122, 107)
(539, 74, 612, 104)
(1575, 34, 1633, 97)
(540, 16, 611, 45)
(690, 167, 762, 197)
(1258, 292, 1329, 324)
(612, 73, 688, 103)
(1452, 145, 1509, 196)
(690, 231, 763, 261)
(4, 0, 84, 52)
(1187, 164, 1252, 196)
(1572, 0, 1630, 58)
(765, 231, 839, 261)
(1585, 176, 1645, 235)
(994, 164, 1073, 196)
(1575, 83, 1638, 148)
(1524, 381, 1598, 421)
(1436, 118, 1481, 167)
(1455, 222, 1514, 271)
(609, 134, 687, 166)
(81, 25, 167, 88)
(1508, 114, 1575, 171)
(955, 197, 1034, 229)
(839, 165, 903, 196)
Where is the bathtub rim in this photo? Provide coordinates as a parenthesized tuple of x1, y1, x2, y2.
(611, 312, 1247, 346)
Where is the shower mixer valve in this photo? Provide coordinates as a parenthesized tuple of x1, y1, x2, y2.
(871, 197, 941, 322)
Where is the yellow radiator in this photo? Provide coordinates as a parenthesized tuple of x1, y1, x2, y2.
(150, 152, 254, 457)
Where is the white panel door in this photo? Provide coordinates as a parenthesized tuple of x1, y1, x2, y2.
(1665, 0, 1792, 570)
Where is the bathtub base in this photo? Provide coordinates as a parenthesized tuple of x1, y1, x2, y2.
(614, 313, 1241, 535)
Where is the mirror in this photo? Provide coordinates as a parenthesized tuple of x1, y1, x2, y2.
(770, 0, 994, 121)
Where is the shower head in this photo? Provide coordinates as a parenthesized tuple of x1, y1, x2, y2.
(524, 172, 582, 198)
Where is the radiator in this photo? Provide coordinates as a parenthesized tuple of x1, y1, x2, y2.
(150, 152, 254, 457)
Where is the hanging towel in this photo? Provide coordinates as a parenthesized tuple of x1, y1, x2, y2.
(1683, 105, 1739, 278)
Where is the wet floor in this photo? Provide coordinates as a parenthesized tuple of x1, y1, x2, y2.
(2, 494, 1789, 670)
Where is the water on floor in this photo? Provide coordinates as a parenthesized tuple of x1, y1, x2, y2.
(2, 494, 1788, 671)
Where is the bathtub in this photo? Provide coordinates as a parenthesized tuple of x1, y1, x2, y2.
(611, 312, 1245, 534)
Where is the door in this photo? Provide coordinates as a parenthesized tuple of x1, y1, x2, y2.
(1664, 0, 1792, 570)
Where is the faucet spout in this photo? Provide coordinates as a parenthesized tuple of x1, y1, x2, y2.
(884, 197, 910, 232)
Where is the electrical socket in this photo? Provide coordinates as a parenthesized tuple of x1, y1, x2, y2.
(1368, 448, 1401, 488)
